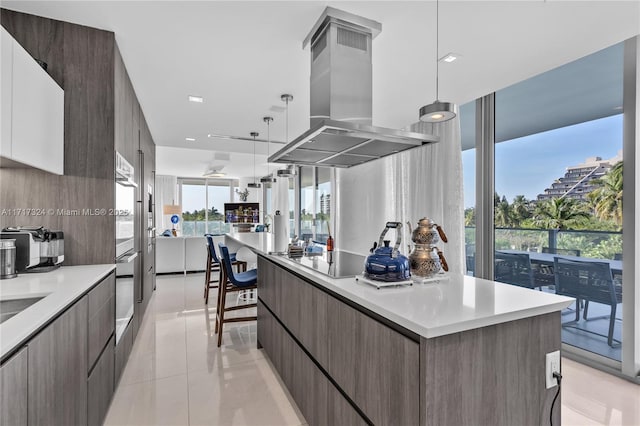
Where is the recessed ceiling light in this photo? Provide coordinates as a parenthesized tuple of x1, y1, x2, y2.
(440, 53, 461, 63)
(185, 137, 196, 142)
(188, 95, 204, 103)
(614, 106, 623, 110)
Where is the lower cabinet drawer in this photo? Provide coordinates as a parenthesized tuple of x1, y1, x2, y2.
(88, 273, 115, 369)
(258, 300, 366, 426)
(88, 335, 115, 426)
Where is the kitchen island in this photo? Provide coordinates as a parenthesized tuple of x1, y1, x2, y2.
(226, 232, 573, 426)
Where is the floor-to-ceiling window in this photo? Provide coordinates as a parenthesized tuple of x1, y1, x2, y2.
(491, 42, 625, 362)
(289, 177, 296, 238)
(299, 167, 314, 241)
(461, 102, 476, 276)
(315, 167, 332, 244)
(297, 166, 334, 244)
(179, 178, 233, 235)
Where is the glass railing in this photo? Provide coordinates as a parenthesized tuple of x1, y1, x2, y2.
(181, 221, 231, 236)
(465, 227, 622, 260)
(465, 226, 623, 361)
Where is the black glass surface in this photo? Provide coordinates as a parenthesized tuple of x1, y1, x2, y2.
(285, 250, 366, 279)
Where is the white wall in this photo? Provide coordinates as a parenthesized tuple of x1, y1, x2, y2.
(336, 118, 465, 274)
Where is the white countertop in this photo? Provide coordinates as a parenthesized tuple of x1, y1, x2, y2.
(0, 264, 116, 361)
(225, 232, 574, 339)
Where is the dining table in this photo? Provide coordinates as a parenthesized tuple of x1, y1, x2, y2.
(497, 249, 623, 275)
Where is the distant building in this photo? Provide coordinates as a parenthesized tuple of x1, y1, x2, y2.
(320, 193, 331, 215)
(537, 153, 622, 201)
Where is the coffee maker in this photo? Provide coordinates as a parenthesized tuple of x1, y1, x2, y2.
(0, 227, 64, 272)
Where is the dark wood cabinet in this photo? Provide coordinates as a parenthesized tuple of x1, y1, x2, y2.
(88, 335, 115, 426)
(258, 300, 366, 426)
(1, 346, 28, 426)
(114, 44, 136, 166)
(28, 297, 88, 426)
(88, 272, 115, 370)
(140, 115, 155, 318)
(258, 256, 419, 426)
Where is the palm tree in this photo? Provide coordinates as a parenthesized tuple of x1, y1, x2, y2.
(531, 197, 590, 230)
(588, 161, 623, 228)
(495, 197, 515, 227)
(464, 208, 476, 227)
(511, 195, 531, 226)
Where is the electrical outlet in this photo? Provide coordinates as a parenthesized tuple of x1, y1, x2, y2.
(545, 350, 561, 389)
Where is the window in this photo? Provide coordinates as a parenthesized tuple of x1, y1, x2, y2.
(492, 42, 624, 361)
(179, 178, 233, 236)
(297, 166, 334, 244)
(461, 101, 476, 276)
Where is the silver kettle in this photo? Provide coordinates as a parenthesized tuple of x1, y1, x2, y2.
(409, 218, 448, 246)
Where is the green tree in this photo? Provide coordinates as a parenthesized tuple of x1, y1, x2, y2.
(511, 195, 531, 226)
(464, 207, 476, 227)
(588, 161, 623, 229)
(531, 197, 590, 230)
(495, 196, 516, 227)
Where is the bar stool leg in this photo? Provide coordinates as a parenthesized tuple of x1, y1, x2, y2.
(217, 280, 227, 347)
(215, 266, 226, 334)
(204, 252, 211, 299)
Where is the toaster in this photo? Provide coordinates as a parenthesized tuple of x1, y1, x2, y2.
(0, 227, 64, 272)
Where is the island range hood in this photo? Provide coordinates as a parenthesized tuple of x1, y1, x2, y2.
(269, 7, 438, 168)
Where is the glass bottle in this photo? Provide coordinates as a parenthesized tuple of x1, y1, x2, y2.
(326, 235, 334, 252)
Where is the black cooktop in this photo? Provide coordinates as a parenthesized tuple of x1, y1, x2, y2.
(286, 250, 366, 279)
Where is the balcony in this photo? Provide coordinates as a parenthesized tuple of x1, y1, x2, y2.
(465, 226, 623, 361)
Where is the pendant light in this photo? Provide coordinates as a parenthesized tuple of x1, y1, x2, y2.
(247, 132, 261, 188)
(419, 0, 456, 123)
(277, 94, 297, 178)
(260, 116, 276, 184)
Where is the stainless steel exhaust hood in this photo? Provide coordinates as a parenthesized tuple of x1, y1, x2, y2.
(269, 7, 438, 168)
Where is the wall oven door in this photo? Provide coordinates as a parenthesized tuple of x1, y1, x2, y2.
(115, 151, 137, 344)
(115, 250, 136, 343)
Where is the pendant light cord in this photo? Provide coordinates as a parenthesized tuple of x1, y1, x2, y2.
(263, 116, 273, 178)
(285, 98, 289, 143)
(435, 0, 439, 101)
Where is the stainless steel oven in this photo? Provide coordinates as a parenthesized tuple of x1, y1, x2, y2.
(115, 151, 137, 344)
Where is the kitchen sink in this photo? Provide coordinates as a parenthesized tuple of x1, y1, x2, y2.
(0, 296, 47, 324)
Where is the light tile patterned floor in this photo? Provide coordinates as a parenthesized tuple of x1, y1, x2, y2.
(104, 273, 639, 426)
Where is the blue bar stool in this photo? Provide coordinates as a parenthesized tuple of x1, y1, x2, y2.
(215, 243, 257, 347)
(203, 234, 247, 304)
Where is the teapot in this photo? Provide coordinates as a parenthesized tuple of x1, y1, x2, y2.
(409, 218, 448, 246)
(409, 244, 449, 278)
(364, 222, 410, 282)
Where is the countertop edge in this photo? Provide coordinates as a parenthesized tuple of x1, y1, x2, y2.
(225, 233, 575, 340)
(0, 264, 116, 363)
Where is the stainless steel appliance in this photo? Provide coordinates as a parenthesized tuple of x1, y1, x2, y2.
(115, 151, 137, 344)
(0, 227, 64, 272)
(0, 239, 17, 279)
(268, 7, 438, 168)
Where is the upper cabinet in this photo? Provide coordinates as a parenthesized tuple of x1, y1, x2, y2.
(0, 26, 64, 175)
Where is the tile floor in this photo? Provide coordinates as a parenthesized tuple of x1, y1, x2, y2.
(104, 273, 640, 426)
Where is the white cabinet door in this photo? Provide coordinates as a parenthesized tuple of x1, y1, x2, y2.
(1, 27, 12, 158)
(11, 34, 64, 175)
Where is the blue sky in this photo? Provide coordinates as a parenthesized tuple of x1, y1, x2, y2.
(462, 114, 623, 209)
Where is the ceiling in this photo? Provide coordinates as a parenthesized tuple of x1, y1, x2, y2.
(2, 1, 639, 178)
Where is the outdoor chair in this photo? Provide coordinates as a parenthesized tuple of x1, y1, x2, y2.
(494, 251, 537, 289)
(553, 257, 621, 347)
